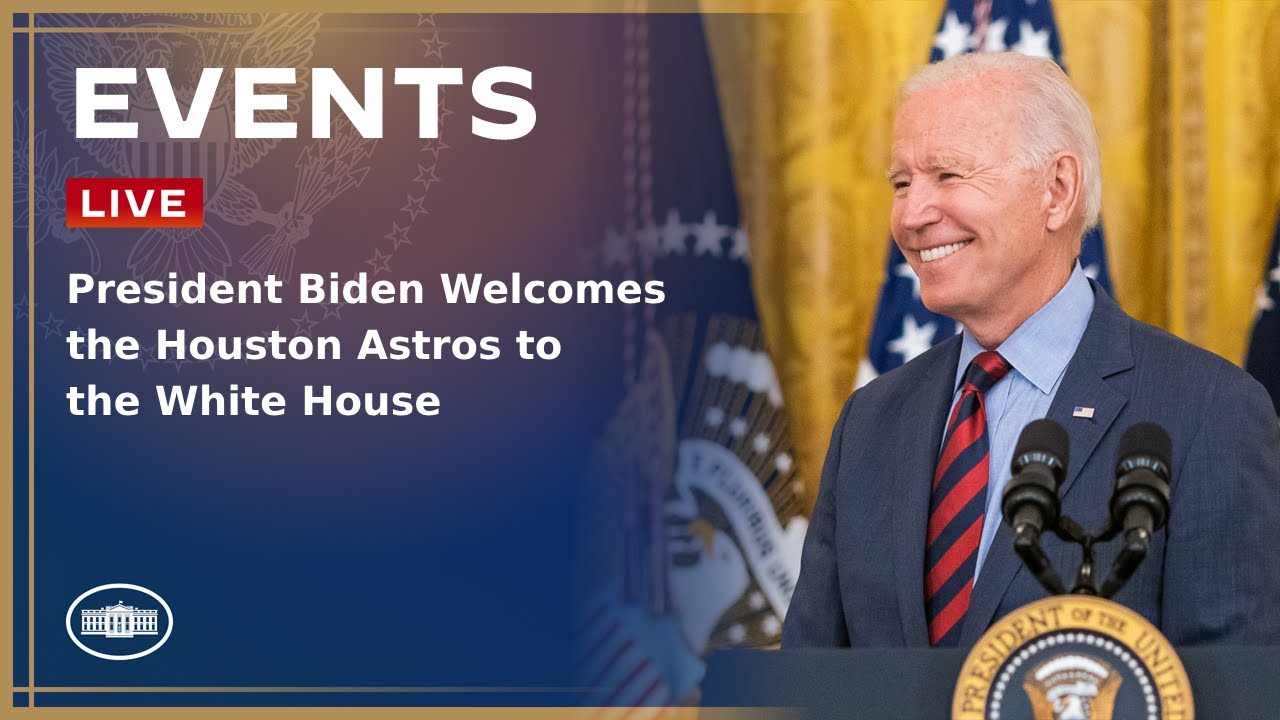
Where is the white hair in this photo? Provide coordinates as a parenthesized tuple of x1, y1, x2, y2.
(901, 52, 1102, 232)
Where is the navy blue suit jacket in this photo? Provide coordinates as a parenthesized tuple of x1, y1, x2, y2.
(783, 282, 1280, 648)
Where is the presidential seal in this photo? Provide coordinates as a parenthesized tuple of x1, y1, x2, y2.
(953, 595, 1192, 720)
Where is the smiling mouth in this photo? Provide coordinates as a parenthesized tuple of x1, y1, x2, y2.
(919, 240, 973, 263)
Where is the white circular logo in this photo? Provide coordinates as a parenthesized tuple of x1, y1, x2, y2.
(65, 583, 173, 660)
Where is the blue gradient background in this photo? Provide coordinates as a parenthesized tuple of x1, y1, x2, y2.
(14, 13, 641, 704)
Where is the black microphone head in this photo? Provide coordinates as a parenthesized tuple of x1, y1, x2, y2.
(1115, 422, 1172, 479)
(1011, 419, 1069, 486)
(1112, 422, 1173, 531)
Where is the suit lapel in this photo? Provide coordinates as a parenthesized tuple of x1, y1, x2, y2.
(892, 337, 961, 646)
(960, 282, 1135, 645)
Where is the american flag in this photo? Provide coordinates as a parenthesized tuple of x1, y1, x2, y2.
(1245, 207, 1280, 415)
(857, 0, 1114, 388)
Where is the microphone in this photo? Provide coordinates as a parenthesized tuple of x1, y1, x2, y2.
(1110, 422, 1172, 540)
(1099, 422, 1172, 598)
(1002, 419, 1070, 538)
(1002, 419, 1070, 595)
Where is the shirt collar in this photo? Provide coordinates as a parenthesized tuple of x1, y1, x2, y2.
(954, 262, 1095, 395)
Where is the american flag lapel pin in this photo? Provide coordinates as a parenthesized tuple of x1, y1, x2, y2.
(1073, 406, 1095, 419)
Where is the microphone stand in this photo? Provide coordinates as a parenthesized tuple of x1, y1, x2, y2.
(1017, 512, 1152, 599)
(1011, 523, 1065, 595)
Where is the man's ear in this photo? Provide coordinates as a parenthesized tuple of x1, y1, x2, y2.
(1045, 152, 1083, 233)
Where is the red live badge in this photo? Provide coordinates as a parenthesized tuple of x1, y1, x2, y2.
(66, 177, 204, 228)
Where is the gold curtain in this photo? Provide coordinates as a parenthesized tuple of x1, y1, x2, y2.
(704, 0, 1280, 510)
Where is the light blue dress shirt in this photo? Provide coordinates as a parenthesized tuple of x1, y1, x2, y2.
(945, 262, 1095, 578)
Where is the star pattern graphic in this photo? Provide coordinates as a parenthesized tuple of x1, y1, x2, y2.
(384, 222, 412, 250)
(139, 344, 159, 372)
(413, 163, 442, 192)
(15, 294, 31, 321)
(322, 302, 346, 321)
(400, 193, 429, 222)
(292, 311, 319, 338)
(420, 30, 450, 61)
(38, 312, 64, 339)
(420, 137, 450, 158)
(365, 248, 393, 276)
(437, 105, 455, 131)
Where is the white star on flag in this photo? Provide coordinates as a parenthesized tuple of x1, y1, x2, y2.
(775, 452, 793, 474)
(1012, 20, 1053, 58)
(729, 227, 750, 262)
(752, 433, 770, 454)
(982, 18, 1010, 52)
(1257, 284, 1276, 314)
(888, 315, 938, 362)
(659, 209, 688, 255)
(692, 210, 727, 256)
(895, 262, 922, 298)
(602, 226, 630, 267)
(636, 220, 661, 256)
(934, 11, 971, 59)
(855, 357, 880, 390)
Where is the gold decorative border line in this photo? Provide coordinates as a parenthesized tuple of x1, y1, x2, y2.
(29, 8, 38, 706)
(7, 2, 796, 12)
(16, 685, 599, 691)
(11, 27, 499, 34)
(8, 701, 788, 720)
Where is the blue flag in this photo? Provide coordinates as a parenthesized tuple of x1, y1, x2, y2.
(1245, 208, 1280, 414)
(858, 0, 1113, 388)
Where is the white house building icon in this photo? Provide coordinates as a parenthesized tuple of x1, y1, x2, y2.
(80, 602, 159, 638)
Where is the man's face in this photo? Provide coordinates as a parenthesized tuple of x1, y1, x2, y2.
(889, 78, 1070, 331)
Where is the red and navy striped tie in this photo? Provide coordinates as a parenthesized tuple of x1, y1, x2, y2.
(925, 350, 1012, 646)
